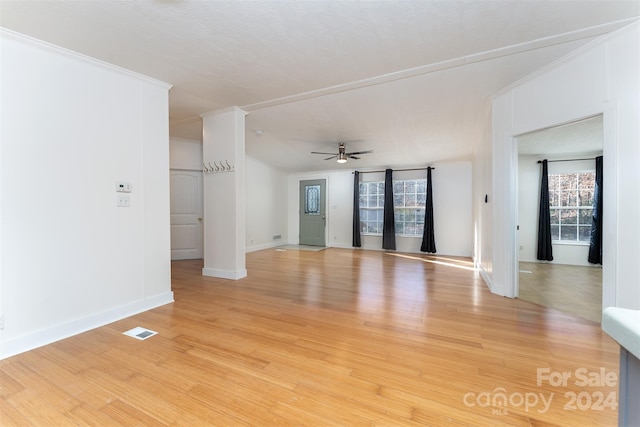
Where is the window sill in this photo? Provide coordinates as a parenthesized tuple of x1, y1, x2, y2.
(361, 233, 422, 238)
(552, 241, 590, 246)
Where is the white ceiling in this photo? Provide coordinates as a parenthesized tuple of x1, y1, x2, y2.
(518, 115, 604, 158)
(1, 1, 638, 172)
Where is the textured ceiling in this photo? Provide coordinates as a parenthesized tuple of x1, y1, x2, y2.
(518, 116, 604, 158)
(1, 1, 638, 172)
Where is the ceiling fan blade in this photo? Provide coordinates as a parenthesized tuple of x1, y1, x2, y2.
(346, 150, 374, 155)
(324, 155, 337, 160)
(311, 151, 337, 155)
(348, 155, 361, 160)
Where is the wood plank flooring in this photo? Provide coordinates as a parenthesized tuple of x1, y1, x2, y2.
(1, 248, 620, 425)
(518, 262, 602, 323)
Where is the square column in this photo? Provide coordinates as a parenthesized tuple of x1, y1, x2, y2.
(201, 107, 247, 280)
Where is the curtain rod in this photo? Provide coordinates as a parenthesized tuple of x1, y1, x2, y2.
(352, 166, 435, 174)
(537, 158, 595, 163)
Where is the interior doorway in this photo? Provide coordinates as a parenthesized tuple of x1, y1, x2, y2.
(299, 179, 326, 246)
(515, 115, 603, 322)
(170, 170, 204, 260)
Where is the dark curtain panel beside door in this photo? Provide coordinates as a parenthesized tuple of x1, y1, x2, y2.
(420, 167, 436, 253)
(537, 159, 554, 261)
(382, 169, 396, 250)
(352, 171, 362, 247)
(588, 156, 603, 264)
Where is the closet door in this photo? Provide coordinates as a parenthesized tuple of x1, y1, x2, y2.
(170, 171, 203, 260)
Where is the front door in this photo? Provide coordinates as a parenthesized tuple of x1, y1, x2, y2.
(170, 170, 204, 260)
(299, 179, 326, 246)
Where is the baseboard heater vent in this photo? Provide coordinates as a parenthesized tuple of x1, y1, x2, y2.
(123, 327, 158, 340)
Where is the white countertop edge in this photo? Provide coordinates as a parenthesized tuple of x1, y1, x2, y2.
(602, 307, 640, 360)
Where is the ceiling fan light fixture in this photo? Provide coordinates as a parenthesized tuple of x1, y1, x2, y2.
(311, 142, 372, 163)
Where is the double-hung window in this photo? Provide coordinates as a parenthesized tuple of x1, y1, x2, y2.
(393, 179, 426, 236)
(359, 179, 427, 237)
(548, 171, 595, 243)
(359, 182, 385, 234)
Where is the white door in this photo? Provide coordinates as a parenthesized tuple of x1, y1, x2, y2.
(170, 171, 203, 260)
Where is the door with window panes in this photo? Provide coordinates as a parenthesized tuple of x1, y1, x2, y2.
(299, 179, 326, 246)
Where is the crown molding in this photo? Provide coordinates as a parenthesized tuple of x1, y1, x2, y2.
(0, 27, 172, 90)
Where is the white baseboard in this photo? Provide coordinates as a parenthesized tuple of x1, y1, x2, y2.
(478, 266, 494, 292)
(327, 243, 353, 249)
(0, 291, 174, 360)
(202, 267, 247, 280)
(246, 241, 283, 253)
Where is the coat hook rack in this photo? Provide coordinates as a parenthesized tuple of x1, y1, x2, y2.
(203, 160, 235, 174)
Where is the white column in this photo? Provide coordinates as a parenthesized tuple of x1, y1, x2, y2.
(201, 107, 247, 280)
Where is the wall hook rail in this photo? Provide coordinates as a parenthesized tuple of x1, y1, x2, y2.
(203, 160, 235, 174)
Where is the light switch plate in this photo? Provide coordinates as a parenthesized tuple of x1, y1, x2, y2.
(117, 194, 130, 207)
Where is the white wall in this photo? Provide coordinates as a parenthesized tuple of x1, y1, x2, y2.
(472, 106, 494, 284)
(518, 157, 601, 266)
(0, 30, 173, 358)
(246, 156, 288, 252)
(201, 108, 247, 280)
(169, 137, 472, 259)
(168, 137, 288, 256)
(287, 161, 473, 256)
(170, 137, 203, 170)
(487, 21, 639, 308)
(517, 156, 539, 263)
(287, 171, 336, 245)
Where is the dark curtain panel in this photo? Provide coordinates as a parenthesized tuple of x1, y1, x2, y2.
(588, 156, 603, 264)
(420, 167, 436, 253)
(382, 169, 396, 250)
(537, 159, 554, 261)
(352, 171, 362, 247)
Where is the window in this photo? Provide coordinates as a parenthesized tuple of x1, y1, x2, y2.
(548, 172, 595, 243)
(359, 179, 426, 237)
(359, 181, 384, 234)
(304, 184, 321, 215)
(393, 179, 426, 236)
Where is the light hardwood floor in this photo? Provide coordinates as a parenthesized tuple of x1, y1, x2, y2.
(1, 249, 620, 426)
(518, 262, 603, 323)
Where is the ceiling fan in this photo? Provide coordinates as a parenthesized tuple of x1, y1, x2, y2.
(311, 143, 374, 163)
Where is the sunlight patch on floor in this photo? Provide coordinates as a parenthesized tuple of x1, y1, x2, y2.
(385, 252, 476, 271)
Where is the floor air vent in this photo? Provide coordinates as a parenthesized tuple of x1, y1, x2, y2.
(123, 327, 158, 340)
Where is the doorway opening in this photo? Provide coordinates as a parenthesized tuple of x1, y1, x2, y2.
(516, 115, 603, 323)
